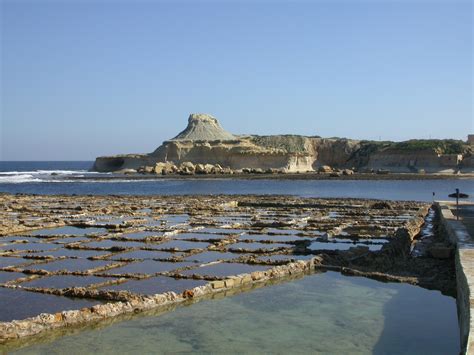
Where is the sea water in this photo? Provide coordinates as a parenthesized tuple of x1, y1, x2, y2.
(1, 161, 473, 201)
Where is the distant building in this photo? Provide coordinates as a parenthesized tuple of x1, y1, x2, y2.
(468, 135, 474, 145)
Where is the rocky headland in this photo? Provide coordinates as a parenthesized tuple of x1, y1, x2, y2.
(93, 113, 474, 175)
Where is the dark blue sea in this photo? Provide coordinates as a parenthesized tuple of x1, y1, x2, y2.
(0, 161, 472, 202)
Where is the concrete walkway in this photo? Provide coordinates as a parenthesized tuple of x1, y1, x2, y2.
(437, 201, 474, 354)
(455, 204, 474, 238)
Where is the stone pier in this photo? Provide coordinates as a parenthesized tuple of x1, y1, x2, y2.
(437, 201, 474, 354)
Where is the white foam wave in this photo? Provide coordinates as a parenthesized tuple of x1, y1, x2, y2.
(0, 174, 43, 184)
(0, 170, 98, 176)
(0, 169, 109, 183)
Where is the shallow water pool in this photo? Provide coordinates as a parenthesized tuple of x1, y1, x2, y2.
(30, 226, 107, 237)
(8, 271, 459, 354)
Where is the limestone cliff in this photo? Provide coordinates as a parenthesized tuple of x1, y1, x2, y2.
(171, 113, 236, 141)
(93, 113, 472, 173)
(347, 140, 470, 173)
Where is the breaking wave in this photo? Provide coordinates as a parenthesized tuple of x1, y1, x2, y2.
(0, 174, 43, 184)
(0, 170, 105, 184)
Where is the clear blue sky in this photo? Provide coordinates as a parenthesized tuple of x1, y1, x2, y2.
(1, 0, 472, 160)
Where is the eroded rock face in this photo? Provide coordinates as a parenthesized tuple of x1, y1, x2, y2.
(151, 138, 317, 172)
(94, 154, 155, 172)
(171, 113, 236, 141)
(93, 113, 470, 173)
(366, 150, 462, 173)
(93, 113, 334, 172)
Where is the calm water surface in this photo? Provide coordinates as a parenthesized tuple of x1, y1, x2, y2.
(10, 272, 459, 355)
(0, 161, 472, 201)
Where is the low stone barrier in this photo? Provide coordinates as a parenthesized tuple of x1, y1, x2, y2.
(0, 259, 313, 343)
(436, 202, 474, 354)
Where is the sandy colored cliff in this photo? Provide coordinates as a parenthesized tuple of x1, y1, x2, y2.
(93, 113, 472, 174)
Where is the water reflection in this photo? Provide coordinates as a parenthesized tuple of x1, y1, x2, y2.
(8, 271, 459, 354)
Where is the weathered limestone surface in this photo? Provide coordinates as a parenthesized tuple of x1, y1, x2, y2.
(1, 193, 442, 346)
(171, 113, 236, 141)
(93, 113, 472, 173)
(367, 150, 463, 173)
(437, 202, 474, 355)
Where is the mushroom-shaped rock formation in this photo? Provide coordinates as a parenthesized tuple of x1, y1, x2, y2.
(92, 113, 360, 173)
(93, 113, 471, 174)
(171, 113, 236, 141)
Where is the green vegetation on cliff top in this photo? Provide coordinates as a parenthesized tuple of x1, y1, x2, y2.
(360, 139, 468, 155)
(252, 135, 468, 155)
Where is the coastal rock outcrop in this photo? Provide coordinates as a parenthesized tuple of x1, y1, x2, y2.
(93, 113, 472, 174)
(171, 113, 236, 141)
(93, 114, 326, 173)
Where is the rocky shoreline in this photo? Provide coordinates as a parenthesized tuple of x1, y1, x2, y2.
(74, 170, 474, 181)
